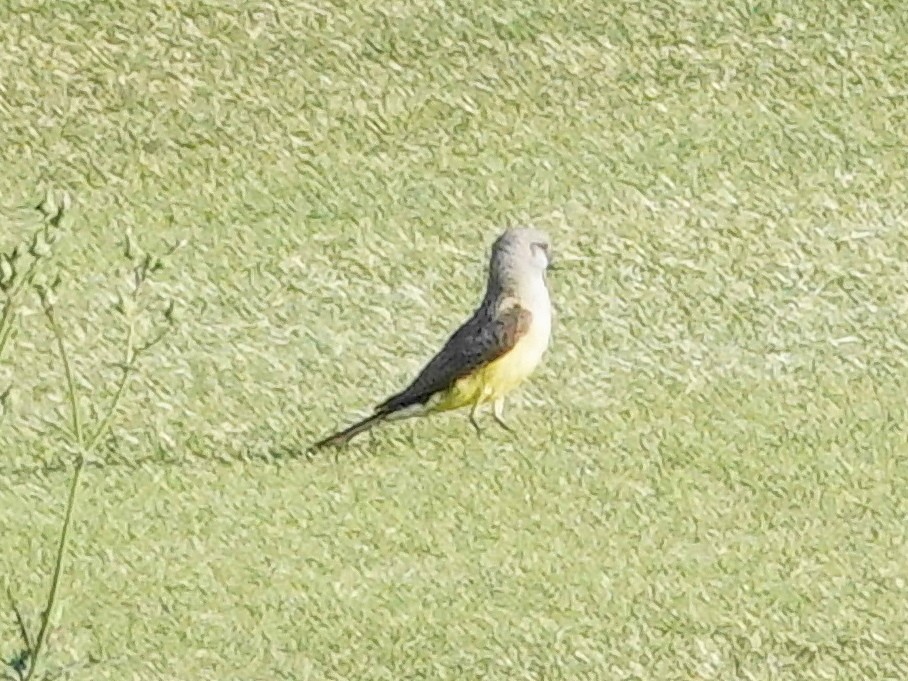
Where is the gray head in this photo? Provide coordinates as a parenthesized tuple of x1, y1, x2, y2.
(490, 226, 552, 270)
(486, 227, 552, 292)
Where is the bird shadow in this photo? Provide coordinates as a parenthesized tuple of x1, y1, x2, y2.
(0, 435, 325, 482)
(2, 414, 516, 481)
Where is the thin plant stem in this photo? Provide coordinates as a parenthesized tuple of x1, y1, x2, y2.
(23, 456, 83, 681)
(44, 307, 84, 446)
(7, 587, 32, 680)
(86, 321, 134, 454)
(0, 299, 16, 361)
(22, 304, 85, 681)
(7, 588, 33, 653)
(5, 223, 178, 681)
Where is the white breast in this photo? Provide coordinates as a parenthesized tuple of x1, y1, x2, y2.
(523, 276, 552, 359)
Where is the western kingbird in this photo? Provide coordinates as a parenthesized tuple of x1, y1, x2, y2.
(313, 227, 553, 449)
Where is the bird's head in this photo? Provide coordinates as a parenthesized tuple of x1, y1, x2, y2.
(492, 226, 554, 276)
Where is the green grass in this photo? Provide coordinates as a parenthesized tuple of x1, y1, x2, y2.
(3, 0, 908, 678)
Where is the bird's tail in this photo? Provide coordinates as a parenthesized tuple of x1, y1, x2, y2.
(311, 411, 389, 450)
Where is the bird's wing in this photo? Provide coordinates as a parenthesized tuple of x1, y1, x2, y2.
(377, 301, 533, 413)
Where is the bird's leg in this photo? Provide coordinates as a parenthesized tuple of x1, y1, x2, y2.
(469, 401, 483, 436)
(492, 397, 514, 433)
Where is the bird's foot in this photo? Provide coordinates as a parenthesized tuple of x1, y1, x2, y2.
(470, 412, 483, 436)
(493, 413, 515, 433)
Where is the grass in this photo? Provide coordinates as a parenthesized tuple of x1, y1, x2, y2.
(2, 0, 908, 678)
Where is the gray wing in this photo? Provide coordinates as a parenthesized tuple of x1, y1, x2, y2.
(376, 302, 532, 413)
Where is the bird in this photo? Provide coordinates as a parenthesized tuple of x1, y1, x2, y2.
(312, 226, 554, 449)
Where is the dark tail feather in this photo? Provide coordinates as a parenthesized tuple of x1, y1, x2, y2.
(312, 411, 389, 449)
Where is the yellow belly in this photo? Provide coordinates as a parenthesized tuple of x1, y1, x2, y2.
(430, 329, 548, 412)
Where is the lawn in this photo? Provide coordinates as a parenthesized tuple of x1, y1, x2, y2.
(2, 0, 908, 678)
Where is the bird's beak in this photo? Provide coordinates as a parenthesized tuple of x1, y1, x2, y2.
(546, 252, 586, 272)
